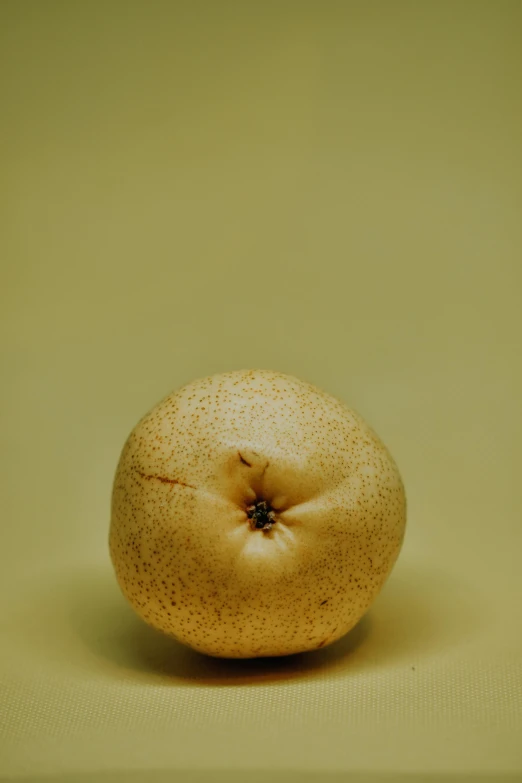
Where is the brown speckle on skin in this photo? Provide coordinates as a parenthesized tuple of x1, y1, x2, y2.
(109, 369, 406, 659)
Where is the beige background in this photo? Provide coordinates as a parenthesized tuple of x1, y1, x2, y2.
(1, 1, 521, 780)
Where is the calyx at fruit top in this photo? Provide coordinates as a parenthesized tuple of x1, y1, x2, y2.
(247, 500, 276, 533)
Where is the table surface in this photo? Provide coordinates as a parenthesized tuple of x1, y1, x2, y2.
(1, 1, 521, 781)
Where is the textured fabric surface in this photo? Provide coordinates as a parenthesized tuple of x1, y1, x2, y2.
(2, 555, 522, 777)
(1, 1, 521, 780)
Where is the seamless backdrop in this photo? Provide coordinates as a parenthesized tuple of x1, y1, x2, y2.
(1, 1, 521, 780)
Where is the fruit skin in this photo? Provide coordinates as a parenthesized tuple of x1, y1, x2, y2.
(110, 369, 406, 659)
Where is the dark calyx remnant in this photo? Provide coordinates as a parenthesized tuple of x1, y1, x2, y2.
(247, 500, 276, 533)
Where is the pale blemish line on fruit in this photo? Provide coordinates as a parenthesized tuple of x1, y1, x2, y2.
(274, 525, 297, 551)
(136, 470, 196, 490)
